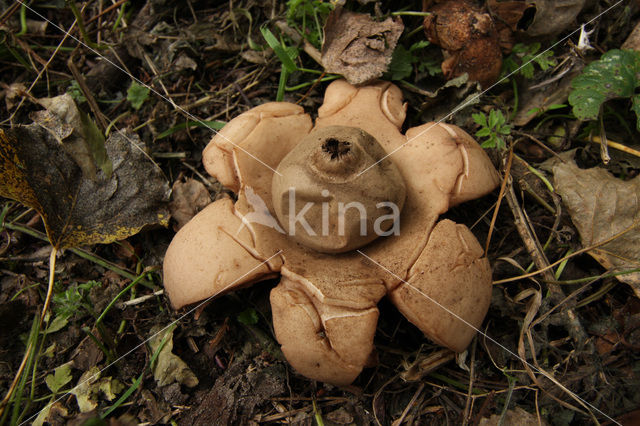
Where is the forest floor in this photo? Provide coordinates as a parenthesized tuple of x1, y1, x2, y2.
(1, 0, 640, 425)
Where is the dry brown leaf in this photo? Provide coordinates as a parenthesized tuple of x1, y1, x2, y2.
(0, 125, 170, 249)
(548, 155, 640, 295)
(169, 178, 212, 230)
(479, 407, 546, 426)
(622, 21, 640, 51)
(321, 9, 403, 85)
(524, 0, 586, 37)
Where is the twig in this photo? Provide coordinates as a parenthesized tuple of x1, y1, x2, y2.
(484, 146, 513, 255)
(67, 53, 109, 131)
(123, 290, 165, 306)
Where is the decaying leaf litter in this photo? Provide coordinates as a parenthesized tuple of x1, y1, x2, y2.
(0, 0, 639, 424)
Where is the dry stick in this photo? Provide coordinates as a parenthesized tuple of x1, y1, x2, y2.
(394, 383, 425, 426)
(67, 54, 108, 131)
(484, 146, 513, 256)
(493, 218, 639, 285)
(0, 1, 21, 26)
(505, 183, 555, 283)
(142, 52, 177, 110)
(506, 182, 602, 421)
(0, 247, 58, 417)
(505, 181, 590, 342)
(462, 338, 478, 426)
(85, 0, 128, 25)
(519, 289, 599, 422)
(6, 18, 77, 125)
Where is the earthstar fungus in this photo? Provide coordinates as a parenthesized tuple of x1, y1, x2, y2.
(163, 79, 500, 386)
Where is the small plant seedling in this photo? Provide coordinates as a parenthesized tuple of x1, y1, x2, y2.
(473, 109, 511, 150)
(127, 81, 150, 110)
(503, 42, 556, 79)
(53, 280, 102, 320)
(387, 41, 441, 81)
(285, 0, 333, 49)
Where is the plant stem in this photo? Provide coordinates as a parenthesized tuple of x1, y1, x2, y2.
(2, 222, 155, 289)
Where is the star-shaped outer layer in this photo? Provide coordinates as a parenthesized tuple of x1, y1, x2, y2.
(163, 80, 500, 386)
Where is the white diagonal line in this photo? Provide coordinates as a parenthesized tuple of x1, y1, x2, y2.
(12, 0, 282, 176)
(357, 0, 624, 177)
(356, 250, 620, 425)
(21, 250, 283, 425)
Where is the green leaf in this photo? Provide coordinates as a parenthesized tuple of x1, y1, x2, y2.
(472, 112, 487, 127)
(388, 45, 414, 81)
(534, 50, 557, 71)
(519, 62, 535, 79)
(488, 109, 500, 129)
(45, 362, 73, 394)
(499, 125, 512, 135)
(481, 138, 495, 148)
(45, 315, 69, 334)
(547, 103, 567, 111)
(568, 49, 640, 122)
(261, 27, 298, 73)
(475, 127, 491, 138)
(237, 308, 259, 325)
(409, 40, 430, 52)
(127, 81, 150, 110)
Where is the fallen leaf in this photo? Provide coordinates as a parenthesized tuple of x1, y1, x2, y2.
(321, 9, 403, 85)
(71, 366, 124, 413)
(487, 0, 532, 32)
(32, 402, 68, 426)
(3, 82, 27, 110)
(521, 0, 585, 37)
(622, 21, 640, 51)
(148, 326, 199, 388)
(34, 93, 111, 178)
(45, 362, 73, 394)
(0, 125, 170, 249)
(547, 154, 640, 295)
(169, 178, 212, 230)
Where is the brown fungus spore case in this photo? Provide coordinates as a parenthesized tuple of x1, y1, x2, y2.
(163, 80, 500, 386)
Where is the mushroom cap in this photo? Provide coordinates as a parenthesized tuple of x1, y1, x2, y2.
(272, 125, 406, 253)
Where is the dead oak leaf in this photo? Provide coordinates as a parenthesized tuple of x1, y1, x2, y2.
(169, 178, 212, 231)
(321, 9, 403, 85)
(0, 126, 169, 249)
(548, 155, 640, 296)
